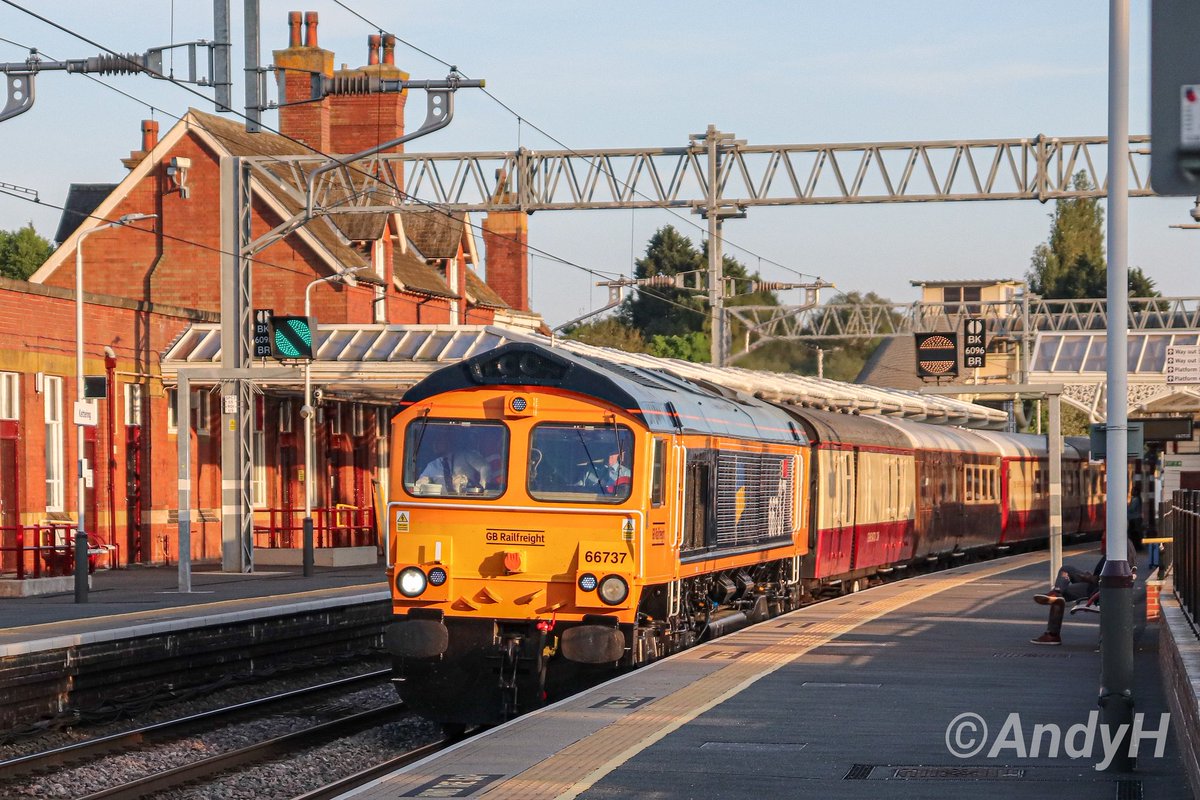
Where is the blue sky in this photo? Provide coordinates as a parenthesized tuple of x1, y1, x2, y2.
(1, 1, 1194, 327)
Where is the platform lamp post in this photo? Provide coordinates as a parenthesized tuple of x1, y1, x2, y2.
(301, 267, 363, 577)
(74, 213, 156, 603)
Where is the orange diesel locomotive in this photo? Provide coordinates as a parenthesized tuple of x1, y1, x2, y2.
(382, 342, 1102, 725)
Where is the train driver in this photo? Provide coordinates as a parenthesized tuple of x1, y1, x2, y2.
(580, 445, 632, 496)
(415, 439, 491, 494)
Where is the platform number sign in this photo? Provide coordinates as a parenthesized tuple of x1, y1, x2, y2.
(963, 318, 987, 369)
(914, 332, 959, 379)
(253, 309, 273, 359)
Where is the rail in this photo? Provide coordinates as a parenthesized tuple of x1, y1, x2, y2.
(252, 505, 377, 550)
(1173, 490, 1200, 631)
(0, 524, 118, 579)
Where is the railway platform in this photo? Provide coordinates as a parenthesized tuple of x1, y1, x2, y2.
(346, 548, 1191, 800)
(0, 561, 389, 731)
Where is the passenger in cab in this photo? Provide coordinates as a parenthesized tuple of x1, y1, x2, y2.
(1030, 540, 1136, 646)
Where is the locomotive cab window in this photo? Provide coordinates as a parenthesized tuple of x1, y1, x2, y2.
(403, 418, 509, 498)
(528, 423, 635, 503)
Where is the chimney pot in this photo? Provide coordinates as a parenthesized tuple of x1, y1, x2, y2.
(304, 11, 318, 47)
(383, 35, 396, 66)
(141, 119, 159, 152)
(368, 34, 381, 66)
(288, 11, 302, 47)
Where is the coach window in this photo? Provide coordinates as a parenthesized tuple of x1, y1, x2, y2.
(528, 423, 635, 503)
(404, 419, 509, 499)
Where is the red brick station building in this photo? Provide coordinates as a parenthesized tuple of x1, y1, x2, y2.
(0, 13, 541, 579)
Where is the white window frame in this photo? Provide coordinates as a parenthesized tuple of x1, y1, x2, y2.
(43, 375, 64, 512)
(280, 399, 293, 434)
(251, 427, 267, 508)
(166, 388, 178, 433)
(195, 391, 212, 436)
(124, 383, 143, 427)
(351, 403, 365, 437)
(0, 372, 18, 420)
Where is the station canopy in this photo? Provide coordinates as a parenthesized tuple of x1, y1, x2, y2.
(161, 323, 1008, 428)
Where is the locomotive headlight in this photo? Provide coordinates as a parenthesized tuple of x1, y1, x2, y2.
(397, 567, 428, 598)
(598, 575, 629, 606)
(578, 573, 598, 592)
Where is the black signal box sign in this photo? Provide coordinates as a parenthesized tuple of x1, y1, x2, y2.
(915, 332, 959, 379)
(253, 309, 273, 359)
(963, 318, 987, 369)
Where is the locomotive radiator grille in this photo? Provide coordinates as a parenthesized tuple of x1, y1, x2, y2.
(716, 452, 794, 548)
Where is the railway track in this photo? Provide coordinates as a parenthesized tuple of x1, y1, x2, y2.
(0, 669, 391, 788)
(77, 702, 411, 800)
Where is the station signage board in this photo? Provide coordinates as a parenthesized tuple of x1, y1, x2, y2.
(914, 332, 959, 379)
(963, 318, 987, 369)
(253, 308, 274, 359)
(1166, 345, 1200, 384)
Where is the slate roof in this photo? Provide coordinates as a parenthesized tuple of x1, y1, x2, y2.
(402, 209, 465, 260)
(393, 247, 456, 299)
(465, 270, 509, 309)
(54, 184, 118, 245)
(855, 336, 925, 390)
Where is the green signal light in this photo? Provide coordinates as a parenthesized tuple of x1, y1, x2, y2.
(270, 315, 314, 359)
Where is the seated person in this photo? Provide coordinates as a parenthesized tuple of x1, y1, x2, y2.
(415, 447, 490, 494)
(579, 446, 632, 495)
(1030, 539, 1136, 646)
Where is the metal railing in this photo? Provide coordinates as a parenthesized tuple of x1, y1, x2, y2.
(1173, 490, 1200, 629)
(252, 506, 377, 550)
(0, 524, 84, 579)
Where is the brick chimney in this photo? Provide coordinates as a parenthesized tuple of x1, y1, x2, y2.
(328, 33, 409, 156)
(121, 119, 159, 169)
(273, 11, 334, 152)
(482, 171, 530, 312)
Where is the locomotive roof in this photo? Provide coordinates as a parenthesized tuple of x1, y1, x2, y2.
(402, 342, 808, 444)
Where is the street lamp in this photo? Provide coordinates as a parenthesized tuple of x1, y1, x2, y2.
(74, 213, 156, 603)
(300, 266, 363, 577)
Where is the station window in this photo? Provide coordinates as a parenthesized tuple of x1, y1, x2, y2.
(166, 388, 178, 433)
(0, 372, 18, 420)
(279, 399, 293, 434)
(124, 383, 143, 427)
(43, 375, 64, 512)
(195, 391, 211, 436)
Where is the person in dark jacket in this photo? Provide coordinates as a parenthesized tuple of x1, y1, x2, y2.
(1030, 541, 1136, 646)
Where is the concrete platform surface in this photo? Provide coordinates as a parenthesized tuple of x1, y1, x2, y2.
(0, 561, 388, 656)
(345, 548, 1187, 800)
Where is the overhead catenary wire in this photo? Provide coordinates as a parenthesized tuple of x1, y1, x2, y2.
(0, 2, 624, 289)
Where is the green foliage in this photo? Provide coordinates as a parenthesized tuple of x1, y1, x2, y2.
(648, 332, 710, 362)
(619, 224, 778, 364)
(562, 317, 649, 353)
(0, 222, 52, 281)
(1035, 400, 1091, 437)
(1027, 172, 1160, 299)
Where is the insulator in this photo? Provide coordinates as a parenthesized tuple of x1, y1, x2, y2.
(325, 74, 384, 95)
(638, 275, 676, 288)
(750, 281, 790, 292)
(83, 53, 148, 76)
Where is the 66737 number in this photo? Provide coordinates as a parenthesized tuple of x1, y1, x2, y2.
(583, 550, 627, 564)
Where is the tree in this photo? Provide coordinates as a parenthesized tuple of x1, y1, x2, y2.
(622, 226, 707, 340)
(562, 317, 649, 353)
(0, 223, 52, 281)
(1027, 172, 1106, 299)
(1026, 172, 1161, 299)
